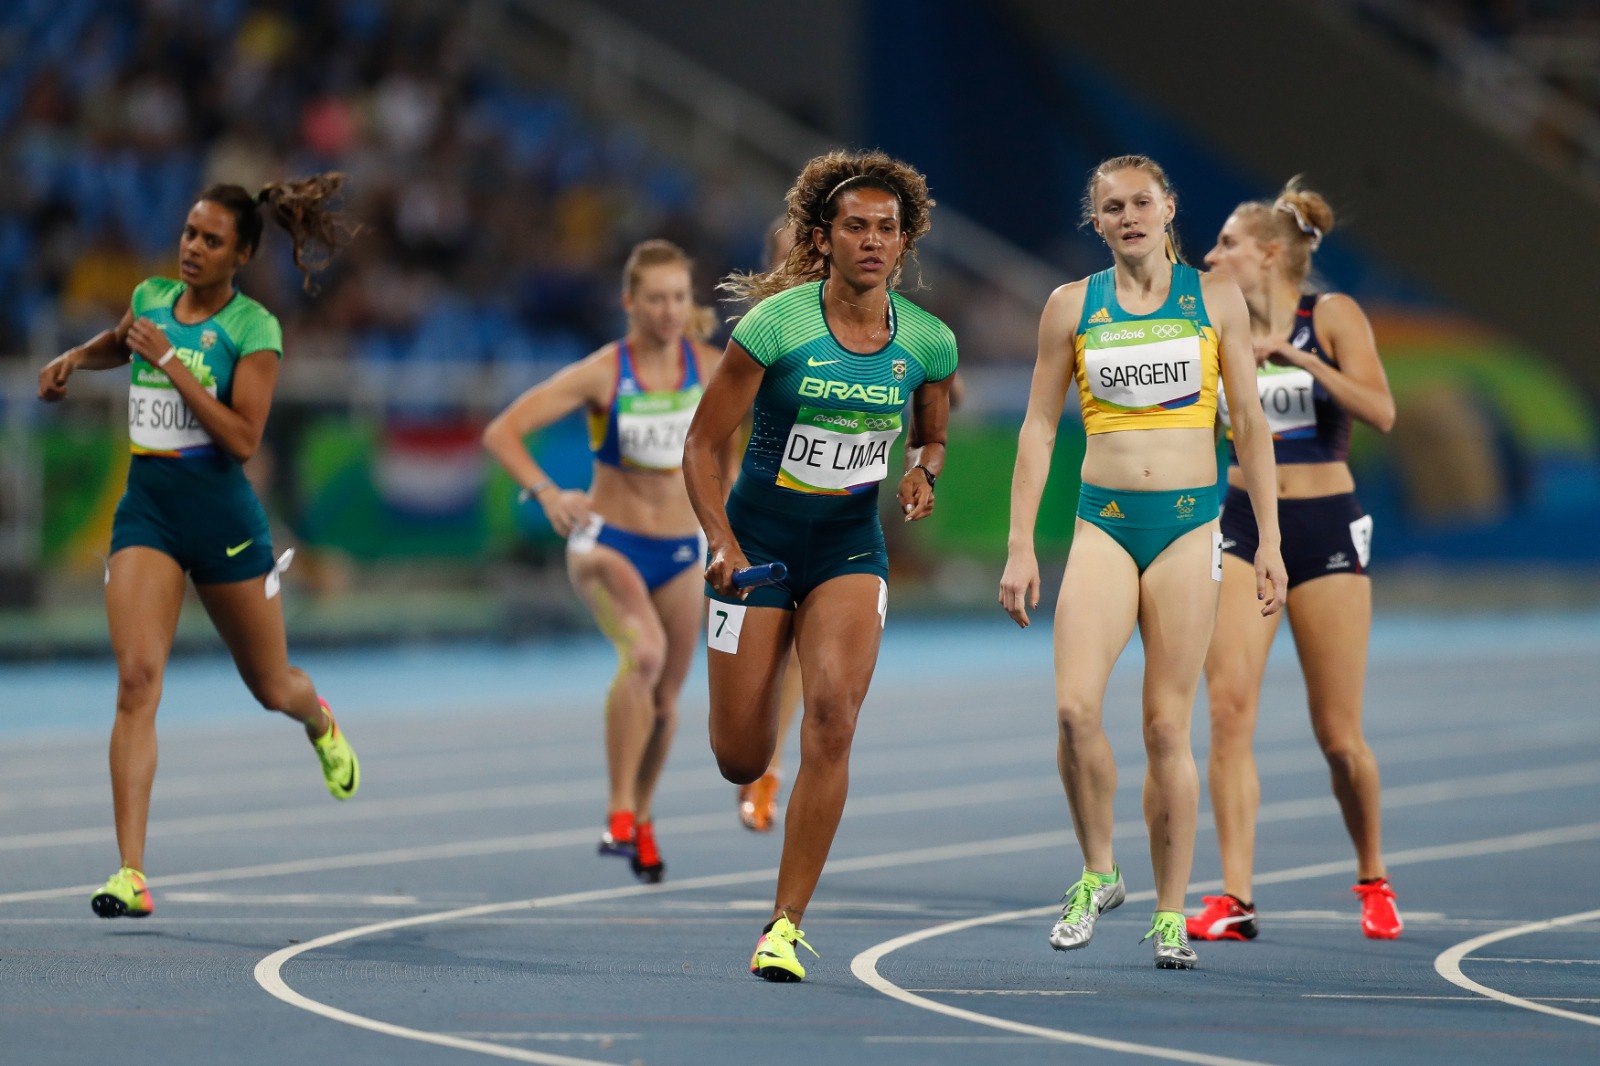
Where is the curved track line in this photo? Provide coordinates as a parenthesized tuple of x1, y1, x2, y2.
(852, 821, 1600, 1061)
(252, 804, 1600, 1062)
(849, 893, 1273, 1066)
(1434, 908, 1600, 1027)
(255, 868, 778, 1066)
(251, 832, 1093, 1062)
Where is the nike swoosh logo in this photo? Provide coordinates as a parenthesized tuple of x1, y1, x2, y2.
(226, 539, 254, 557)
(847, 551, 876, 561)
(807, 357, 841, 367)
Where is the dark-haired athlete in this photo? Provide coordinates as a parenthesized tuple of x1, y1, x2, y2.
(684, 150, 956, 981)
(37, 175, 360, 919)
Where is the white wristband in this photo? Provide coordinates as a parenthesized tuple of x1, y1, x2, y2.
(157, 347, 176, 368)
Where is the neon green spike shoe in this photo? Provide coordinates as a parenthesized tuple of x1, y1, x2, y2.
(750, 915, 819, 982)
(1049, 866, 1125, 950)
(1141, 910, 1198, 969)
(312, 702, 359, 800)
(90, 866, 153, 919)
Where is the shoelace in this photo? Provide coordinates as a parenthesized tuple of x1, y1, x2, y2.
(1140, 915, 1188, 948)
(772, 922, 820, 959)
(1352, 879, 1395, 901)
(1059, 880, 1096, 924)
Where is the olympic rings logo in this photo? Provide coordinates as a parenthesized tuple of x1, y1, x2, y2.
(1151, 324, 1184, 339)
(863, 417, 897, 431)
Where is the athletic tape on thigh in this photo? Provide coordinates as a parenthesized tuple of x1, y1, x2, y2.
(708, 600, 746, 653)
(877, 576, 887, 627)
(568, 514, 602, 555)
(1211, 530, 1222, 582)
(1350, 514, 1373, 569)
(265, 548, 295, 599)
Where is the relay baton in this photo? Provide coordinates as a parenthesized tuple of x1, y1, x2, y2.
(731, 561, 788, 590)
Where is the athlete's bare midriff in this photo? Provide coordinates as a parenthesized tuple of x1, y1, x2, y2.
(1082, 425, 1217, 492)
(1226, 459, 1355, 499)
(588, 461, 700, 537)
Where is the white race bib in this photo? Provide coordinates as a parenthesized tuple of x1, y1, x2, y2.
(616, 386, 700, 470)
(128, 364, 215, 452)
(707, 600, 746, 653)
(1219, 365, 1316, 438)
(776, 407, 902, 495)
(1084, 322, 1203, 411)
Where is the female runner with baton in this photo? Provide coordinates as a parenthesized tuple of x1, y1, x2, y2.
(683, 150, 957, 982)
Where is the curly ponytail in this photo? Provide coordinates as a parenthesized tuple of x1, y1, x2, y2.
(199, 172, 358, 294)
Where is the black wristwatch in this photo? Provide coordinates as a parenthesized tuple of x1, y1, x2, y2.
(912, 464, 937, 490)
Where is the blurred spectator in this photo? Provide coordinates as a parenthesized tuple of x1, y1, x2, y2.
(0, 0, 768, 372)
(0, 0, 1044, 453)
(59, 225, 155, 338)
(1350, 1, 1600, 180)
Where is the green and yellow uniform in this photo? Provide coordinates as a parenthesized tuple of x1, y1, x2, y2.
(1072, 262, 1222, 572)
(714, 281, 958, 609)
(111, 277, 281, 583)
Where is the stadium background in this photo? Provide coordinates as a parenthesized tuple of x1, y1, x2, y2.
(1, 0, 1596, 655)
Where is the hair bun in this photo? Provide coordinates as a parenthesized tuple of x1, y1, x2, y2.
(1275, 178, 1335, 243)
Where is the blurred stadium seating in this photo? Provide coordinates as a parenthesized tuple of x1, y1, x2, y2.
(0, 0, 1595, 650)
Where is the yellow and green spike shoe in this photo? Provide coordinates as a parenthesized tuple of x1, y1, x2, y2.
(313, 702, 359, 800)
(90, 866, 153, 919)
(750, 915, 818, 982)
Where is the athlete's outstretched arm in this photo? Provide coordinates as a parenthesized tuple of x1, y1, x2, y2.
(37, 308, 135, 401)
(1205, 272, 1287, 615)
(899, 374, 950, 522)
(481, 349, 614, 537)
(684, 340, 764, 597)
(1000, 281, 1082, 628)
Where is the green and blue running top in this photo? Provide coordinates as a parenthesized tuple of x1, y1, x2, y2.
(126, 277, 283, 458)
(730, 281, 957, 514)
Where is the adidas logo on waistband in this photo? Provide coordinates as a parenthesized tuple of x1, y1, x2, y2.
(1087, 307, 1112, 325)
(1099, 500, 1125, 519)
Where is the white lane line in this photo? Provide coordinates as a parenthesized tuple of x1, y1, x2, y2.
(10, 716, 1593, 837)
(1472, 958, 1600, 965)
(863, 1036, 1064, 1043)
(250, 825, 1257, 1066)
(1306, 995, 1600, 1003)
(1435, 908, 1600, 1027)
(448, 1034, 640, 1044)
(164, 893, 421, 906)
(0, 774, 723, 851)
(0, 779, 1063, 905)
(12, 756, 1595, 906)
(0, 743, 598, 813)
(0, 727, 1052, 818)
(251, 828, 1278, 1066)
(904, 989, 1097, 996)
(1304, 995, 1480, 1001)
(254, 866, 779, 1066)
(850, 821, 1600, 1061)
(0, 735, 1068, 849)
(850, 896, 1275, 1066)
